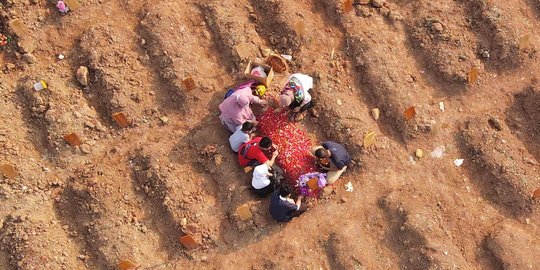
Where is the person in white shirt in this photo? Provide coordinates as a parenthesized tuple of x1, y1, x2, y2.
(278, 73, 314, 122)
(229, 121, 256, 152)
(251, 164, 283, 197)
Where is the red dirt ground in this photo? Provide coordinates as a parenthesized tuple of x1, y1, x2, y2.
(0, 0, 539, 269)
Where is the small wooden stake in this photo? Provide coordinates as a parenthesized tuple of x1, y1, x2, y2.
(468, 68, 479, 84)
(179, 235, 198, 250)
(64, 133, 82, 147)
(181, 77, 196, 92)
(363, 132, 376, 148)
(343, 0, 353, 13)
(9, 19, 28, 37)
(404, 106, 416, 120)
(112, 112, 130, 128)
(0, 164, 19, 179)
(294, 21, 305, 36)
(64, 0, 82, 10)
(235, 43, 251, 60)
(533, 188, 540, 200)
(117, 260, 137, 270)
(236, 204, 252, 221)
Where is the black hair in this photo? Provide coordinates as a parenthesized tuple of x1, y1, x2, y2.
(279, 185, 292, 197)
(260, 137, 272, 149)
(241, 121, 254, 132)
(315, 148, 329, 158)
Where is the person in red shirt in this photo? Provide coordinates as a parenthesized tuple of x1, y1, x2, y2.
(238, 137, 278, 167)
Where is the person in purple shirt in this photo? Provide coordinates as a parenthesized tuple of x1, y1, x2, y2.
(269, 186, 305, 222)
(311, 141, 351, 184)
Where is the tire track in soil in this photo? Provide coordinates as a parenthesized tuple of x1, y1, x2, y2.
(248, 0, 380, 162)
(378, 190, 472, 269)
(459, 115, 540, 217)
(14, 76, 106, 161)
(391, 0, 483, 86)
(79, 24, 159, 127)
(317, 0, 438, 142)
(0, 199, 87, 270)
(202, 0, 270, 71)
(458, 0, 537, 70)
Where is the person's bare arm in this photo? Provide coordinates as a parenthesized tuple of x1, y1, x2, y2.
(265, 150, 279, 167)
(295, 195, 304, 209)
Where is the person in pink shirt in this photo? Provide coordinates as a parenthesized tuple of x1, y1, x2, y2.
(57, 0, 70, 13)
(219, 81, 267, 132)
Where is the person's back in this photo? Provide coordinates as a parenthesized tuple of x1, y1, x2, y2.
(322, 141, 351, 169)
(269, 187, 302, 222)
(229, 122, 254, 152)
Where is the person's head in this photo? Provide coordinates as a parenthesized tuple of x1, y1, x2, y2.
(315, 148, 331, 158)
(259, 137, 272, 150)
(279, 185, 292, 198)
(279, 91, 293, 107)
(241, 121, 255, 133)
(236, 95, 250, 108)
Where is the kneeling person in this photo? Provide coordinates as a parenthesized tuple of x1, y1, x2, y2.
(238, 136, 278, 167)
(269, 186, 305, 222)
(312, 141, 351, 184)
(251, 164, 283, 197)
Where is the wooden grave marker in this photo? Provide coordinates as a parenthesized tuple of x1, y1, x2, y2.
(64, 133, 82, 147)
(9, 19, 28, 37)
(404, 106, 416, 120)
(181, 77, 196, 92)
(295, 21, 306, 36)
(179, 235, 198, 250)
(117, 260, 137, 270)
(235, 43, 251, 60)
(343, 0, 353, 13)
(64, 0, 82, 10)
(363, 132, 376, 148)
(112, 112, 130, 128)
(236, 204, 252, 221)
(468, 68, 479, 84)
(0, 164, 19, 179)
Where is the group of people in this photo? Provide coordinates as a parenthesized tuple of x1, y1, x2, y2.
(219, 73, 351, 222)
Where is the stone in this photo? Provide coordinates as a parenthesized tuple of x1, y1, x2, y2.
(180, 218, 187, 226)
(30, 0, 39, 4)
(488, 116, 502, 131)
(431, 22, 444, 33)
(80, 144, 92, 154)
(415, 149, 423, 159)
(371, 0, 385, 8)
(159, 116, 169, 124)
(388, 11, 402, 21)
(371, 108, 380, 120)
(380, 7, 390, 17)
(359, 0, 370, 4)
(22, 53, 37, 64)
(6, 63, 16, 70)
(76, 66, 89, 86)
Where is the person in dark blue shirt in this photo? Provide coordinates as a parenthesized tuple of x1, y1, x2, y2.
(269, 186, 304, 222)
(311, 141, 351, 184)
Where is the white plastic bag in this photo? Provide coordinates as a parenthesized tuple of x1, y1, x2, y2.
(250, 66, 267, 78)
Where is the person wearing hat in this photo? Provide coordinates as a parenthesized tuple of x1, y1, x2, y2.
(219, 81, 267, 133)
(278, 73, 314, 122)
